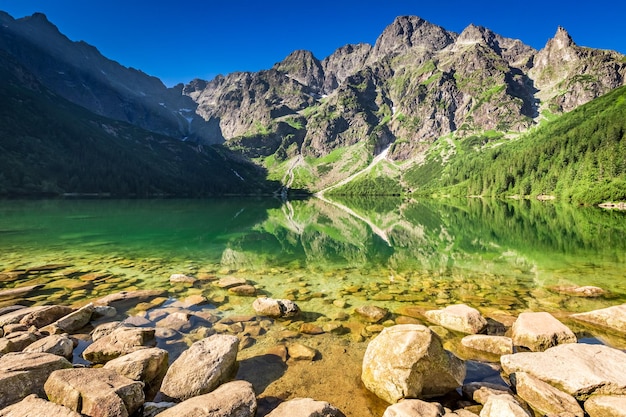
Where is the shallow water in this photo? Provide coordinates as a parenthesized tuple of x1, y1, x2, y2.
(1, 197, 625, 415)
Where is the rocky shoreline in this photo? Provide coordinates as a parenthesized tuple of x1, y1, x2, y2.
(1, 285, 625, 416)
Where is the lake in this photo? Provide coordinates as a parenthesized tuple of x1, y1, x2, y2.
(1, 197, 625, 415)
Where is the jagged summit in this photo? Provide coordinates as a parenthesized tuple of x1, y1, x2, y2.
(551, 26, 576, 49)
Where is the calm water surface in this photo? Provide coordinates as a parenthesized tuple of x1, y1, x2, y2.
(2, 197, 625, 416)
(1, 197, 625, 313)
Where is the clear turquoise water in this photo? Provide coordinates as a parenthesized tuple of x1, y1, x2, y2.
(1, 197, 624, 316)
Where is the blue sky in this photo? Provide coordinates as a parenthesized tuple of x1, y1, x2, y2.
(1, 1, 624, 86)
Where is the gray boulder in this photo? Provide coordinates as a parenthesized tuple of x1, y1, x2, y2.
(103, 347, 169, 401)
(23, 334, 74, 359)
(511, 312, 576, 352)
(158, 334, 239, 402)
(266, 397, 346, 417)
(156, 380, 256, 417)
(0, 394, 81, 417)
(0, 352, 72, 408)
(424, 304, 487, 334)
(82, 326, 156, 364)
(501, 343, 626, 400)
(45, 368, 144, 417)
(361, 324, 466, 403)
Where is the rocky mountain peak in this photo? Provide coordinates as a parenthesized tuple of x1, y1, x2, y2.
(552, 26, 575, 49)
(456, 24, 494, 45)
(369, 15, 457, 62)
(273, 49, 324, 93)
(321, 43, 372, 93)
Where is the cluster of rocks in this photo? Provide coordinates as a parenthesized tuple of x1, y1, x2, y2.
(361, 303, 626, 417)
(1, 278, 626, 417)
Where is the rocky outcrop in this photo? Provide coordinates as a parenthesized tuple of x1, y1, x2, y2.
(361, 324, 466, 403)
(511, 312, 576, 351)
(157, 334, 239, 402)
(44, 368, 144, 417)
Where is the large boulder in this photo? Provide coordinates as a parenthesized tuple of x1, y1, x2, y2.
(501, 343, 626, 400)
(44, 368, 145, 417)
(571, 304, 626, 335)
(0, 352, 72, 408)
(512, 371, 584, 417)
(361, 324, 466, 403)
(82, 326, 156, 364)
(158, 334, 239, 402)
(0, 394, 81, 417)
(511, 312, 576, 352)
(584, 395, 626, 417)
(23, 333, 74, 359)
(103, 347, 169, 401)
(424, 304, 487, 334)
(381, 399, 444, 417)
(252, 297, 300, 318)
(156, 380, 256, 417)
(265, 397, 346, 417)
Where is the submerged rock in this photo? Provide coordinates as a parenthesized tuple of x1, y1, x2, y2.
(361, 324, 466, 403)
(424, 304, 487, 334)
(355, 305, 389, 323)
(252, 297, 300, 318)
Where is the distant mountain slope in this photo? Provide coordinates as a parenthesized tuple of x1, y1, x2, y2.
(0, 11, 222, 144)
(0, 50, 277, 197)
(404, 84, 626, 204)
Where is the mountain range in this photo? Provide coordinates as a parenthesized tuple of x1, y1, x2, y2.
(0, 11, 624, 200)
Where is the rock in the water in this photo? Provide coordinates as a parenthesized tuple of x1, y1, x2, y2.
(584, 395, 626, 417)
(0, 306, 47, 327)
(511, 312, 576, 352)
(0, 394, 81, 417)
(461, 335, 513, 355)
(94, 290, 167, 311)
(512, 372, 584, 417)
(19, 305, 74, 328)
(462, 382, 513, 405)
(571, 304, 626, 335)
(361, 324, 466, 403)
(424, 304, 487, 334)
(158, 334, 239, 402)
(252, 297, 300, 318)
(355, 305, 389, 323)
(287, 343, 318, 361)
(23, 334, 74, 359)
(382, 399, 445, 417)
(216, 276, 247, 289)
(169, 274, 197, 285)
(156, 380, 256, 417)
(0, 352, 72, 408)
(479, 394, 532, 417)
(103, 347, 169, 401)
(501, 343, 626, 400)
(551, 285, 607, 297)
(83, 326, 156, 364)
(228, 284, 257, 296)
(265, 397, 346, 417)
(45, 368, 144, 417)
(41, 303, 95, 334)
